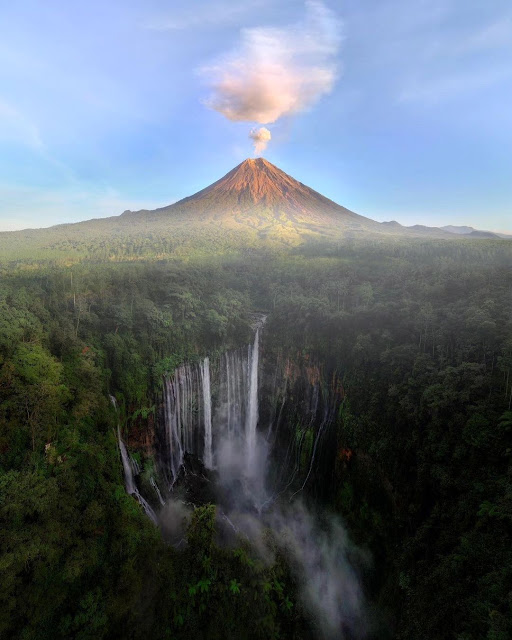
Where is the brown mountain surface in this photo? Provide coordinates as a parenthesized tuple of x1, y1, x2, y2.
(138, 158, 380, 240)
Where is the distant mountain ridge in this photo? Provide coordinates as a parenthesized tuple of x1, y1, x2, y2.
(442, 225, 477, 235)
(441, 225, 510, 239)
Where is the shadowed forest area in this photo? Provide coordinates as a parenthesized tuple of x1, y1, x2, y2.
(1, 234, 511, 639)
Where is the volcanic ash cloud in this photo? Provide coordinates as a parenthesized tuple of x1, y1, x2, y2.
(201, 1, 341, 151)
(249, 127, 272, 155)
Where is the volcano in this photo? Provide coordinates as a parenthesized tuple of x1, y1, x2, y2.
(131, 157, 380, 241)
(0, 158, 459, 261)
(165, 158, 362, 221)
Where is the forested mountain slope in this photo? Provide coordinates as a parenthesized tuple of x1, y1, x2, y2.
(0, 159, 472, 264)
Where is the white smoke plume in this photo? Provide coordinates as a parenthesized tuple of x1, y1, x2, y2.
(249, 126, 272, 155)
(201, 1, 341, 152)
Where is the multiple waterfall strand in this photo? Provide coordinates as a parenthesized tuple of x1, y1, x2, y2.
(119, 315, 336, 519)
(113, 330, 362, 636)
(162, 326, 265, 487)
(163, 362, 204, 484)
(221, 348, 249, 437)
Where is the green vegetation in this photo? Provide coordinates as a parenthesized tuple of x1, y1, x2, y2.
(263, 239, 512, 639)
(1, 232, 511, 638)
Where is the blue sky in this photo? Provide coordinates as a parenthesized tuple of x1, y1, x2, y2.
(0, 0, 511, 232)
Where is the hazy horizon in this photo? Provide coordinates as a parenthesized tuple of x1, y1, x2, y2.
(0, 155, 510, 236)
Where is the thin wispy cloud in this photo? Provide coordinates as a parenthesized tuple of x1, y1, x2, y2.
(421, 14, 512, 59)
(453, 14, 512, 54)
(350, 3, 512, 110)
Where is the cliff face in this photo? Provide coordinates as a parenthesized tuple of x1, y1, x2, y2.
(259, 346, 343, 498)
(122, 333, 344, 505)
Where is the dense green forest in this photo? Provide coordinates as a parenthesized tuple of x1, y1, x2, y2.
(1, 235, 511, 639)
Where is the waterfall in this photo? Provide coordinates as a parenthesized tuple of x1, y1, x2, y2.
(115, 312, 339, 524)
(118, 427, 136, 495)
(111, 321, 362, 638)
(112, 397, 158, 524)
(245, 327, 260, 479)
(163, 357, 214, 483)
(131, 455, 141, 475)
(161, 323, 265, 485)
(162, 365, 186, 484)
(201, 357, 213, 469)
(117, 427, 158, 525)
(221, 348, 248, 436)
(150, 476, 166, 506)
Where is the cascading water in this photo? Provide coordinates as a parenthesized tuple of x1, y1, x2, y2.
(150, 476, 165, 506)
(161, 325, 264, 488)
(221, 348, 249, 436)
(119, 314, 340, 514)
(117, 426, 158, 524)
(116, 317, 341, 518)
(118, 427, 136, 495)
(162, 362, 201, 484)
(157, 315, 345, 511)
(111, 394, 158, 524)
(245, 327, 260, 479)
(200, 357, 213, 469)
